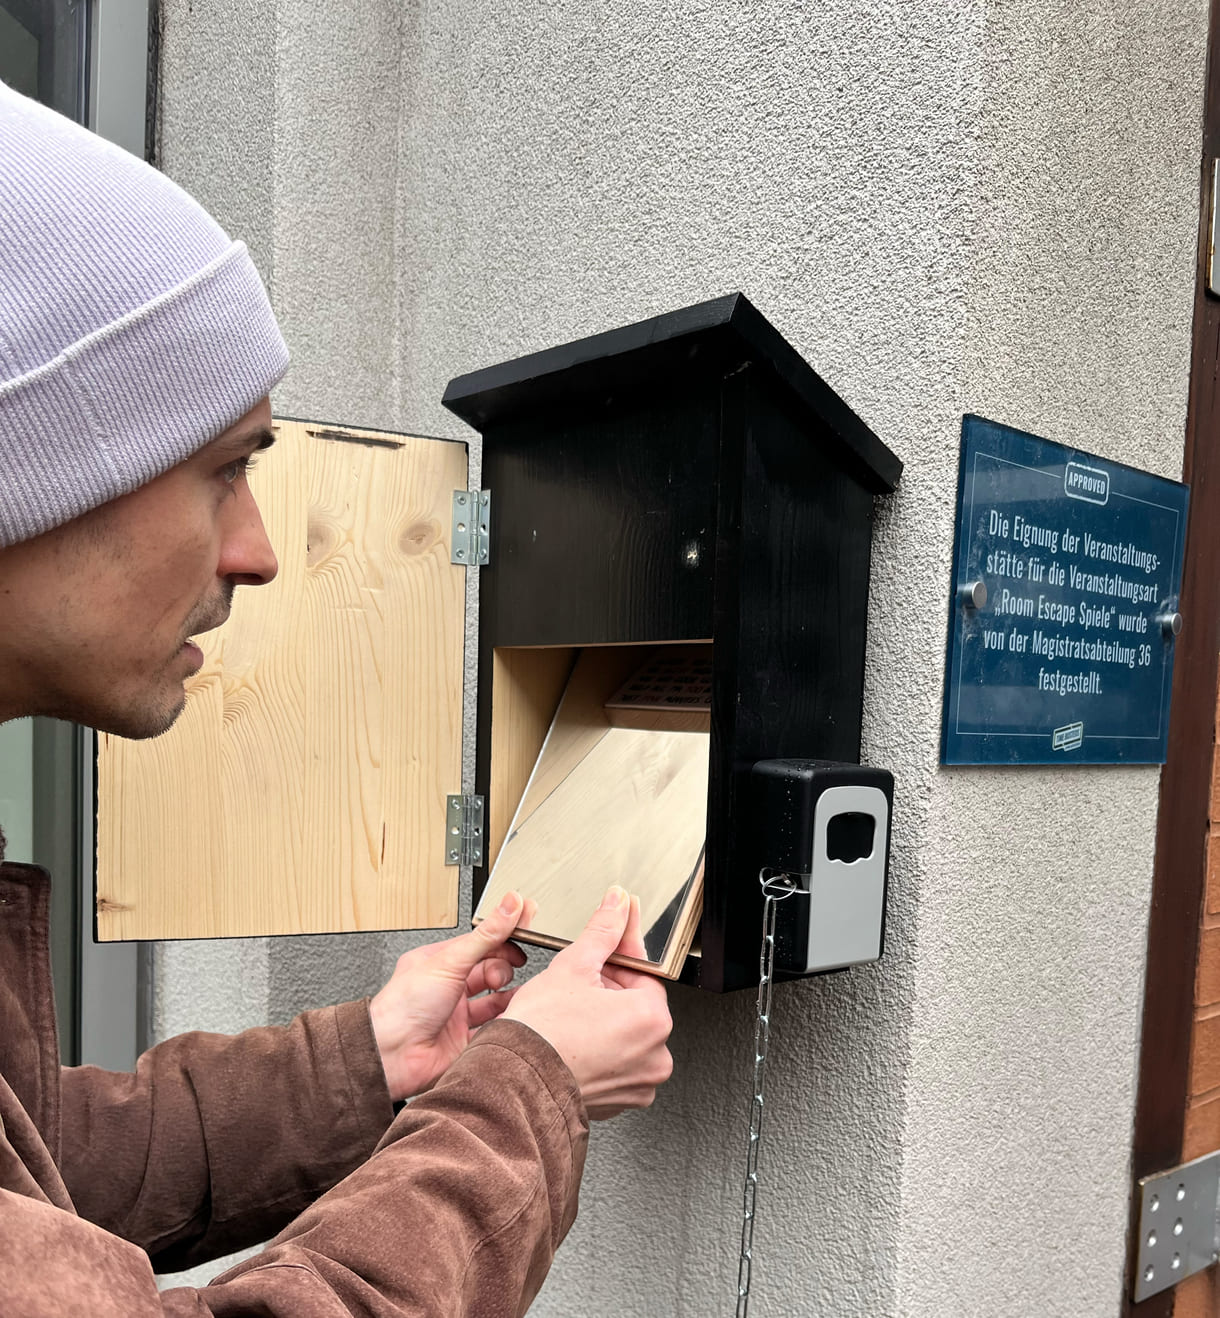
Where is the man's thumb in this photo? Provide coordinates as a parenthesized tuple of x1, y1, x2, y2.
(562, 887, 631, 970)
(459, 891, 524, 962)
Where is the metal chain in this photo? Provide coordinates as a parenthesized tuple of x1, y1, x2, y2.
(737, 871, 806, 1317)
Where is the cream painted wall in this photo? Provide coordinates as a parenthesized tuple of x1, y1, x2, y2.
(154, 3, 1208, 1311)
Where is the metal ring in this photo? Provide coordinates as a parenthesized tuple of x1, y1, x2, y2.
(758, 868, 806, 900)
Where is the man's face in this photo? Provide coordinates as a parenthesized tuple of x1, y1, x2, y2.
(0, 398, 278, 738)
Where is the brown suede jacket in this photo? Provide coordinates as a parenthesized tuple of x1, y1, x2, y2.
(0, 856, 588, 1316)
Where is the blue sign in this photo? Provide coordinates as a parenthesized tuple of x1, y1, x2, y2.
(941, 415, 1189, 765)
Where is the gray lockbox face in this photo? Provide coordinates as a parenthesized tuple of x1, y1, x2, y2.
(805, 784, 889, 972)
(750, 759, 894, 978)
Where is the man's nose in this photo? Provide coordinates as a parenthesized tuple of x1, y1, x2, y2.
(219, 482, 279, 586)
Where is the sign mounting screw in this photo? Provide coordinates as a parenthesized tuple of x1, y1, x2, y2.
(958, 580, 987, 610)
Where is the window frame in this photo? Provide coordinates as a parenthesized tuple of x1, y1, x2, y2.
(75, 0, 155, 1071)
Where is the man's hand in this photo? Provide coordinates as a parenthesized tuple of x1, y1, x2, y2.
(369, 891, 528, 1102)
(504, 886, 674, 1120)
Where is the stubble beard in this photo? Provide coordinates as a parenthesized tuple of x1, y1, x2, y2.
(38, 676, 186, 742)
(105, 685, 188, 741)
(92, 584, 234, 741)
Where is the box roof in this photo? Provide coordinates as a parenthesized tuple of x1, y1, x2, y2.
(443, 292, 902, 494)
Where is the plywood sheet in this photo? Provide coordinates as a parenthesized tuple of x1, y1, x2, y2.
(96, 420, 467, 940)
(478, 646, 709, 978)
(487, 647, 577, 870)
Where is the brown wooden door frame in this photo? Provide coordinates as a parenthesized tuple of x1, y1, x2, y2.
(1125, 1, 1220, 1310)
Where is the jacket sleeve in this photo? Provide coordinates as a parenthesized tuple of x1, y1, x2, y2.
(185, 1020, 589, 1317)
(59, 998, 396, 1270)
(3, 1020, 586, 1318)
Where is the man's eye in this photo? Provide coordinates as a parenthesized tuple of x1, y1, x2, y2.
(221, 455, 259, 485)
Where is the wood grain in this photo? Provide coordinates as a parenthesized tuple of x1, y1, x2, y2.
(509, 646, 644, 831)
(96, 420, 467, 939)
(487, 647, 576, 870)
(605, 708, 712, 733)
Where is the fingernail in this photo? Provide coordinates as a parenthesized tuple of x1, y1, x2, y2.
(601, 886, 627, 909)
(497, 891, 520, 916)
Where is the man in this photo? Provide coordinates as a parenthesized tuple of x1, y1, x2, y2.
(0, 80, 673, 1315)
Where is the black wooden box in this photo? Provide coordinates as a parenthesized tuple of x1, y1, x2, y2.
(443, 293, 900, 991)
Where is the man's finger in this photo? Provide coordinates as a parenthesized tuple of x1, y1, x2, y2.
(448, 891, 524, 976)
(466, 956, 518, 996)
(556, 887, 632, 972)
(469, 987, 517, 1028)
(601, 961, 666, 993)
(616, 894, 648, 961)
(470, 940, 527, 977)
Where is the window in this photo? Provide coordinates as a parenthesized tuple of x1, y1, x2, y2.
(0, 0, 149, 1069)
(0, 0, 89, 122)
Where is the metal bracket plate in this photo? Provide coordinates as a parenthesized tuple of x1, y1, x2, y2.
(444, 795, 484, 867)
(1133, 1151, 1220, 1302)
(450, 490, 490, 566)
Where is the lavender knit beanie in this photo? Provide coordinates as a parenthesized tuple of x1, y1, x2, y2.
(0, 81, 288, 548)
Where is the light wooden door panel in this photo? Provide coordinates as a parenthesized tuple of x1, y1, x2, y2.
(96, 420, 467, 940)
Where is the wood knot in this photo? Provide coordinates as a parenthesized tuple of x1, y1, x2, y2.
(306, 519, 340, 567)
(399, 521, 439, 556)
(96, 897, 134, 915)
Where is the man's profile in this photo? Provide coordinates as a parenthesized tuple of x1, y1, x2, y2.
(0, 78, 672, 1317)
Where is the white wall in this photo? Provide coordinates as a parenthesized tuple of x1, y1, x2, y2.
(155, 3, 1208, 1311)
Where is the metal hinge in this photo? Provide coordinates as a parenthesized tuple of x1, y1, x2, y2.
(444, 794, 485, 866)
(1132, 1151, 1220, 1301)
(451, 491, 490, 566)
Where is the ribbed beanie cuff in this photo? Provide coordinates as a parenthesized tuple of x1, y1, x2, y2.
(0, 81, 289, 547)
(0, 243, 287, 545)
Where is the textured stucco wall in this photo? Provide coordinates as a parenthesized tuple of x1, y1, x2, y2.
(154, 2, 1208, 1312)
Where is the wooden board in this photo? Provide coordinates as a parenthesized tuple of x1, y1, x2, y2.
(478, 646, 709, 978)
(1124, 5, 1220, 1306)
(487, 646, 577, 871)
(96, 420, 467, 940)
